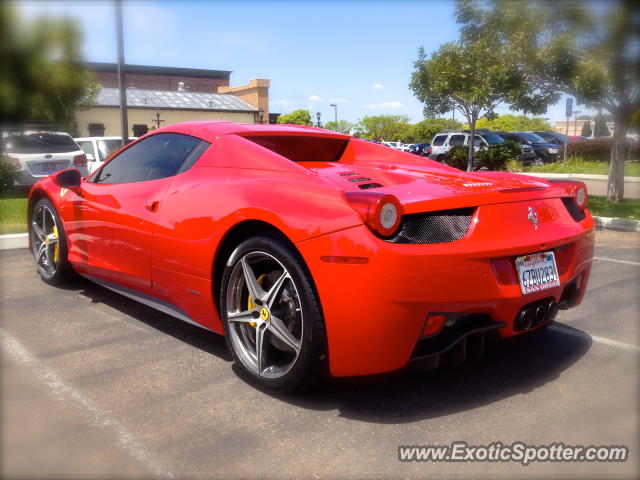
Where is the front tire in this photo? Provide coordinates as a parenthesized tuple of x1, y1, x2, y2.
(220, 236, 326, 393)
(30, 198, 74, 285)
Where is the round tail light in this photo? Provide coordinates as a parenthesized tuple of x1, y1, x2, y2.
(345, 191, 403, 237)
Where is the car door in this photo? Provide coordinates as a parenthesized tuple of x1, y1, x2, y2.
(64, 132, 207, 292)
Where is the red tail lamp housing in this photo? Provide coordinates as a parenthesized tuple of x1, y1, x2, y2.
(548, 180, 587, 210)
(73, 154, 88, 167)
(345, 191, 403, 237)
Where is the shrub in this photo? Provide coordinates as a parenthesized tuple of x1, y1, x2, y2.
(0, 155, 17, 192)
(505, 158, 524, 172)
(476, 141, 523, 171)
(558, 137, 640, 162)
(446, 146, 469, 170)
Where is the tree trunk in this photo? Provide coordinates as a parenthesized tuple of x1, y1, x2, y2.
(467, 117, 476, 172)
(607, 113, 627, 202)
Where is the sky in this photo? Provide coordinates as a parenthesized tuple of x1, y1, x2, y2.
(17, 0, 593, 125)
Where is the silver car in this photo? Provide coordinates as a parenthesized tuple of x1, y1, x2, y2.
(2, 131, 88, 186)
(75, 136, 137, 174)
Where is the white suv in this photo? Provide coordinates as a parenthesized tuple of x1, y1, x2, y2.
(428, 132, 489, 162)
(75, 136, 137, 174)
(2, 131, 87, 187)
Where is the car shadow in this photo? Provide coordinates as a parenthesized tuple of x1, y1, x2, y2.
(69, 276, 592, 424)
(68, 276, 231, 362)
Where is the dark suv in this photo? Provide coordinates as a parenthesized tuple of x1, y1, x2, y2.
(469, 129, 537, 165)
(495, 131, 560, 163)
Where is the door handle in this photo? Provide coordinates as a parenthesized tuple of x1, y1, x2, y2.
(145, 201, 159, 212)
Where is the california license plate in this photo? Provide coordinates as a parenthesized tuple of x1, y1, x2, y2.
(515, 251, 560, 295)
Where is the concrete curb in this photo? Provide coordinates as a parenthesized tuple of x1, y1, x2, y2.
(522, 172, 640, 183)
(0, 233, 28, 251)
(2, 214, 639, 252)
(593, 216, 640, 233)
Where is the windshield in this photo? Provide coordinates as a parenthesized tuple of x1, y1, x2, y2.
(517, 132, 546, 143)
(97, 139, 124, 161)
(3, 133, 79, 154)
(483, 132, 504, 144)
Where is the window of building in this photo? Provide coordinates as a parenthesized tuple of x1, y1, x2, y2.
(88, 123, 105, 137)
(133, 124, 149, 137)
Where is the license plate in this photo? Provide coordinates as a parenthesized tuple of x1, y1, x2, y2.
(41, 163, 57, 173)
(515, 251, 560, 295)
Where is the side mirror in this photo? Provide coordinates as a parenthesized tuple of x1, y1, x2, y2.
(53, 169, 82, 189)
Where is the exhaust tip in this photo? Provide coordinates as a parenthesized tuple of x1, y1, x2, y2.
(535, 305, 548, 326)
(518, 309, 535, 330)
(546, 301, 558, 323)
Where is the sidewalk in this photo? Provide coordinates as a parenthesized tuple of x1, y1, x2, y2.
(522, 172, 640, 199)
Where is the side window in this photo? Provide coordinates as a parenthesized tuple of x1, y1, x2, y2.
(431, 135, 446, 146)
(448, 135, 465, 146)
(79, 141, 96, 158)
(93, 133, 208, 184)
(473, 135, 485, 147)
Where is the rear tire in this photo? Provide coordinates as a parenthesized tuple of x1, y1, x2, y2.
(220, 235, 327, 393)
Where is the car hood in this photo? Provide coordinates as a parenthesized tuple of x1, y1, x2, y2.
(302, 161, 564, 214)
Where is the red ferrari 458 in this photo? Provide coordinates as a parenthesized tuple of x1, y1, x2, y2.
(28, 122, 594, 391)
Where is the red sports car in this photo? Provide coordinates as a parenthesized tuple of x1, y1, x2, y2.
(28, 122, 594, 391)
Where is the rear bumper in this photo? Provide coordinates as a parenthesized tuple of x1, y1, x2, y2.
(297, 199, 595, 377)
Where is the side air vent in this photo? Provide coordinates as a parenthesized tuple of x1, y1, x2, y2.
(386, 208, 475, 244)
(561, 197, 586, 222)
(340, 172, 359, 177)
(348, 176, 372, 183)
(358, 182, 383, 190)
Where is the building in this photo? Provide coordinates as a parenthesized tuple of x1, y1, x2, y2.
(75, 63, 271, 137)
(552, 119, 615, 137)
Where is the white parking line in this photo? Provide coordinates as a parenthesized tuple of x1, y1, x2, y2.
(0, 328, 174, 479)
(593, 256, 640, 267)
(550, 324, 640, 353)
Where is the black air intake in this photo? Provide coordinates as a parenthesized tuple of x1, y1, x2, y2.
(561, 197, 586, 222)
(386, 208, 475, 244)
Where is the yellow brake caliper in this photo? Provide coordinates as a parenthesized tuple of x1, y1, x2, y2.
(247, 274, 268, 328)
(52, 225, 59, 262)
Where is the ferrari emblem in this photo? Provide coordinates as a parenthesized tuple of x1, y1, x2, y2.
(528, 206, 539, 230)
(260, 307, 269, 321)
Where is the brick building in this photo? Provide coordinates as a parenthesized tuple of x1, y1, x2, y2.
(76, 63, 272, 137)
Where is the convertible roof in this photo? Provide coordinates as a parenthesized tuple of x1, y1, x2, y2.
(159, 121, 351, 139)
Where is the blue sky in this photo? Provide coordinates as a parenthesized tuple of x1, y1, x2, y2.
(18, 0, 590, 124)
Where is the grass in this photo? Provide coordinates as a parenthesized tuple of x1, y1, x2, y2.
(587, 196, 640, 221)
(525, 157, 640, 176)
(0, 191, 28, 234)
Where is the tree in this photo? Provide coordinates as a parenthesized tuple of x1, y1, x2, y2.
(581, 120, 592, 137)
(472, 114, 551, 132)
(0, 4, 100, 134)
(277, 109, 313, 125)
(355, 115, 410, 142)
(594, 114, 611, 137)
(410, 26, 554, 170)
(454, 0, 639, 200)
(323, 120, 353, 134)
(409, 118, 462, 144)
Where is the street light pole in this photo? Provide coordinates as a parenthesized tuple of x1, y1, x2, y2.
(115, 0, 128, 145)
(330, 104, 337, 131)
(316, 112, 321, 128)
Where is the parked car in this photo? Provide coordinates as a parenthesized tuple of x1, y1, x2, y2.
(75, 136, 137, 173)
(531, 131, 570, 145)
(467, 129, 537, 165)
(2, 130, 87, 186)
(409, 143, 429, 156)
(568, 135, 590, 141)
(496, 131, 560, 163)
(28, 121, 594, 392)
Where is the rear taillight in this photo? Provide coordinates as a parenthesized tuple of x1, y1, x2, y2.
(345, 191, 403, 237)
(548, 180, 587, 211)
(7, 157, 21, 169)
(73, 154, 87, 167)
(426, 147, 432, 156)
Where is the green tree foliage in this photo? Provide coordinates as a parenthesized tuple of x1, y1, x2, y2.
(355, 115, 410, 142)
(454, 0, 639, 200)
(409, 118, 462, 143)
(581, 120, 592, 137)
(476, 141, 523, 171)
(0, 156, 16, 191)
(593, 114, 611, 137)
(472, 114, 551, 132)
(0, 4, 100, 134)
(323, 120, 353, 134)
(446, 146, 469, 170)
(277, 109, 313, 125)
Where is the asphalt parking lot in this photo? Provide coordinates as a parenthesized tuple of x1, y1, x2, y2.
(1, 229, 639, 479)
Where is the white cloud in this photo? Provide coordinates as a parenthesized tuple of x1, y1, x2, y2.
(274, 99, 292, 107)
(372, 83, 384, 89)
(308, 95, 348, 104)
(308, 95, 323, 101)
(328, 97, 348, 104)
(363, 101, 403, 109)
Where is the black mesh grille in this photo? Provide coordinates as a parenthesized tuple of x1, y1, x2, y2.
(358, 182, 383, 190)
(348, 177, 372, 183)
(561, 197, 586, 222)
(340, 172, 359, 177)
(386, 208, 475, 244)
